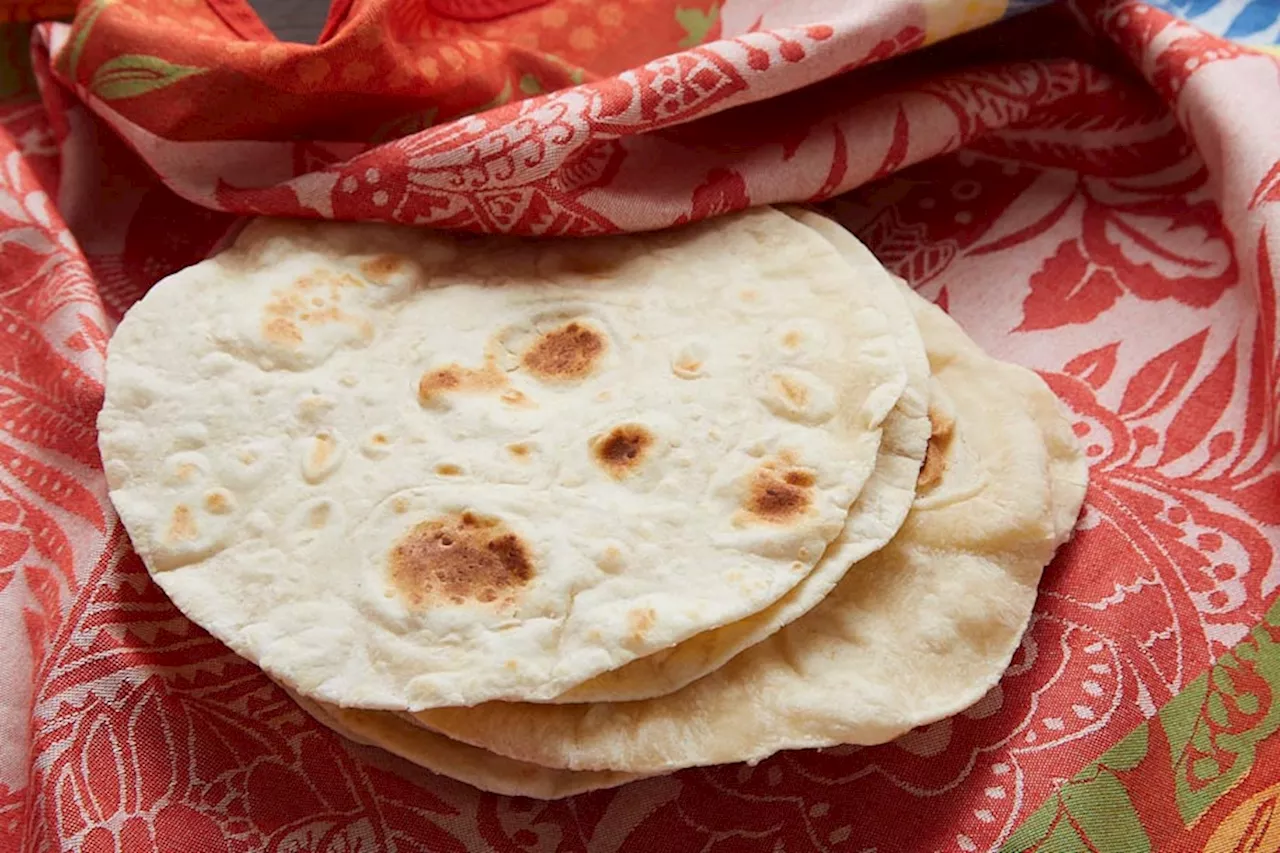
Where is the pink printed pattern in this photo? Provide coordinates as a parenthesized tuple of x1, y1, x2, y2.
(3, 0, 1280, 850)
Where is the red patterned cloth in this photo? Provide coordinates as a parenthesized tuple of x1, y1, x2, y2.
(2, 0, 1280, 850)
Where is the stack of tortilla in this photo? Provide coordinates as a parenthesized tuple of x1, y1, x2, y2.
(99, 206, 1087, 799)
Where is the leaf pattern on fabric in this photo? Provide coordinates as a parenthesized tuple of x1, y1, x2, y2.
(1005, 602, 1280, 851)
(88, 54, 206, 101)
(676, 3, 721, 48)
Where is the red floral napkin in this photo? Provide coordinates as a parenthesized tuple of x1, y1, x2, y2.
(2, 0, 1279, 850)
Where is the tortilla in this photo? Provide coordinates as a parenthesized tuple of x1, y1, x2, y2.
(99, 207, 907, 710)
(551, 209, 931, 703)
(289, 689, 639, 799)
(408, 289, 1087, 772)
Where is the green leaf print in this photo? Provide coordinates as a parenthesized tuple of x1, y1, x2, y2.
(1003, 767, 1151, 852)
(676, 3, 720, 49)
(89, 54, 207, 100)
(65, 0, 112, 81)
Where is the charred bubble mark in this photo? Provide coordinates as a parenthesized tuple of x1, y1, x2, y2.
(389, 511, 534, 607)
(593, 424, 655, 479)
(742, 455, 816, 525)
(917, 405, 955, 490)
(522, 321, 606, 381)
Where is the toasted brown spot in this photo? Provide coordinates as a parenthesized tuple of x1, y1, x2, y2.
(371, 432, 389, 446)
(784, 470, 815, 487)
(174, 462, 199, 483)
(237, 450, 257, 465)
(625, 607, 657, 648)
(360, 254, 405, 283)
(674, 357, 702, 375)
(594, 425, 654, 478)
(740, 289, 759, 302)
(297, 395, 334, 421)
(261, 270, 366, 346)
(389, 512, 534, 608)
(417, 359, 506, 406)
(782, 330, 803, 349)
(743, 458, 816, 525)
(521, 321, 606, 380)
(264, 317, 302, 345)
(500, 389, 531, 407)
(917, 405, 956, 490)
(168, 504, 198, 542)
(775, 374, 809, 407)
(203, 490, 234, 515)
(508, 442, 532, 460)
(310, 434, 336, 469)
(392, 497, 410, 514)
(436, 463, 463, 476)
(307, 503, 331, 528)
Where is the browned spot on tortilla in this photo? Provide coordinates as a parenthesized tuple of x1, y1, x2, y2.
(740, 289, 759, 302)
(674, 356, 702, 376)
(360, 254, 405, 283)
(392, 497, 410, 514)
(417, 358, 506, 407)
(500, 389, 532, 407)
(309, 434, 336, 469)
(264, 317, 302, 345)
(624, 607, 657, 648)
(306, 503, 331, 528)
(508, 443, 532, 460)
(593, 425, 654, 479)
(782, 330, 803, 349)
(203, 490, 233, 515)
(261, 269, 365, 347)
(435, 463, 463, 476)
(742, 457, 816, 525)
(297, 395, 333, 421)
(917, 404, 956, 490)
(784, 470, 815, 487)
(174, 462, 199, 483)
(521, 321, 606, 381)
(168, 504, 198, 542)
(775, 374, 809, 407)
(389, 511, 534, 608)
(371, 432, 389, 446)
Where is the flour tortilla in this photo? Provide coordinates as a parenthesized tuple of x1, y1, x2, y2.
(288, 689, 639, 799)
(409, 289, 1087, 772)
(99, 208, 907, 710)
(551, 209, 931, 703)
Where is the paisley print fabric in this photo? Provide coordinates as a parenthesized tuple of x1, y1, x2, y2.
(2, 0, 1280, 850)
